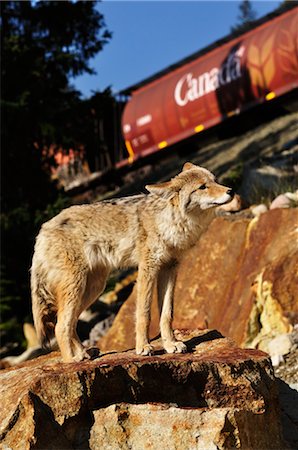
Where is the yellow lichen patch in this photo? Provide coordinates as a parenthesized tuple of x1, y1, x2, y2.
(244, 271, 292, 351)
(244, 216, 259, 249)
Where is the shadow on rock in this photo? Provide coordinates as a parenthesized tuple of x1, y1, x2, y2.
(277, 379, 298, 449)
(185, 329, 224, 351)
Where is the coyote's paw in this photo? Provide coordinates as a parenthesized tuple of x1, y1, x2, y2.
(163, 340, 187, 354)
(72, 346, 100, 362)
(136, 343, 154, 356)
(72, 350, 90, 363)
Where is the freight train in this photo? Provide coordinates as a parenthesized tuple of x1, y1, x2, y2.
(118, 5, 298, 168)
(64, 5, 297, 194)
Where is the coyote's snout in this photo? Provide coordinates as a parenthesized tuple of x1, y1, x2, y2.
(31, 163, 234, 362)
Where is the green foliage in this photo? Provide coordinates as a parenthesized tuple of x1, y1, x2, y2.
(0, 266, 21, 315)
(1, 1, 111, 97)
(246, 178, 298, 207)
(221, 163, 244, 192)
(0, 265, 24, 348)
(34, 195, 71, 229)
(0, 318, 25, 352)
(1, 0, 112, 210)
(1, 1, 111, 348)
(0, 194, 71, 347)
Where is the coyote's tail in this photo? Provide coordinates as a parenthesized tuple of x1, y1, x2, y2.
(31, 272, 57, 349)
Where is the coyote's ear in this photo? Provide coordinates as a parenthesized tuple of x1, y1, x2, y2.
(145, 181, 175, 198)
(182, 162, 197, 172)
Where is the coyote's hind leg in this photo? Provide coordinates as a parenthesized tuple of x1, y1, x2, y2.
(55, 301, 88, 363)
(55, 266, 109, 362)
(54, 270, 90, 362)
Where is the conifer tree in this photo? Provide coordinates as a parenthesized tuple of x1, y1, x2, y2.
(231, 0, 257, 33)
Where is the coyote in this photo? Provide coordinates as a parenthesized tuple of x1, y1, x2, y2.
(31, 163, 234, 362)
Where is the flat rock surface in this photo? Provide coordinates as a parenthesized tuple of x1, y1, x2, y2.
(0, 329, 270, 418)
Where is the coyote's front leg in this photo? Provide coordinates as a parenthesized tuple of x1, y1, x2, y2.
(135, 259, 157, 356)
(157, 262, 187, 354)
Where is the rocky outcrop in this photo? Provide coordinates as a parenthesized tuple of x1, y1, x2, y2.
(99, 208, 297, 353)
(0, 329, 286, 450)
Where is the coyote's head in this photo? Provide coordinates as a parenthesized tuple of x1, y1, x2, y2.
(146, 162, 234, 213)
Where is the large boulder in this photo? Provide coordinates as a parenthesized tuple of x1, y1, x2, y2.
(99, 209, 298, 353)
(0, 329, 285, 450)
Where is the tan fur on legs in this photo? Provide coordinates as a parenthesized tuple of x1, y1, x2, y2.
(135, 258, 158, 355)
(54, 268, 109, 362)
(54, 278, 87, 362)
(158, 262, 187, 354)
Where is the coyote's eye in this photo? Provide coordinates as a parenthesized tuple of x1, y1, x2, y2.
(198, 184, 207, 190)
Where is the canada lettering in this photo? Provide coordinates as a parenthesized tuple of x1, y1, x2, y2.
(174, 47, 244, 107)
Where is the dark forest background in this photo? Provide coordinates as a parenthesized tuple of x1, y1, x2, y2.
(0, 1, 115, 349)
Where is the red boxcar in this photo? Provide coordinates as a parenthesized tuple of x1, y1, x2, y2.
(122, 7, 298, 163)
